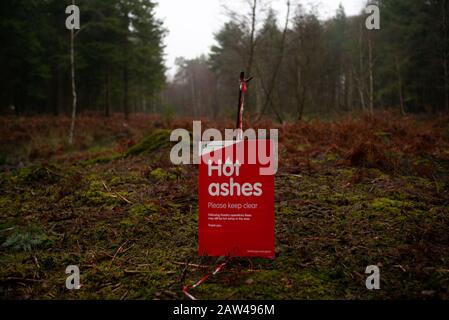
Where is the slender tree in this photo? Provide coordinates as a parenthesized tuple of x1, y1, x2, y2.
(69, 0, 77, 145)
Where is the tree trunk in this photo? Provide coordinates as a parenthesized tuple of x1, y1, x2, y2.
(294, 62, 306, 121)
(69, 1, 77, 146)
(51, 64, 60, 116)
(443, 0, 449, 112)
(255, 78, 263, 114)
(105, 72, 111, 117)
(444, 58, 449, 112)
(122, 7, 130, 120)
(358, 24, 367, 111)
(142, 95, 147, 113)
(368, 35, 374, 115)
(190, 72, 197, 117)
(123, 63, 129, 120)
(394, 55, 405, 115)
(347, 70, 353, 111)
(358, 83, 366, 112)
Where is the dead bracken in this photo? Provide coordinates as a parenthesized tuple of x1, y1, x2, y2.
(0, 112, 448, 299)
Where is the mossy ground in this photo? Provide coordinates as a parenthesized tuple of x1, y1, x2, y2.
(0, 113, 448, 300)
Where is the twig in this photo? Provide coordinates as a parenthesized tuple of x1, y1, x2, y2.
(33, 255, 40, 269)
(120, 290, 129, 300)
(116, 193, 132, 204)
(102, 180, 111, 192)
(394, 264, 407, 272)
(110, 240, 129, 266)
(4, 277, 46, 283)
(178, 261, 190, 284)
(278, 174, 303, 178)
(102, 180, 132, 204)
(173, 262, 210, 269)
(124, 269, 150, 274)
(124, 269, 175, 275)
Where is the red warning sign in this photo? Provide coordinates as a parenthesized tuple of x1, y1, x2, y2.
(198, 139, 275, 258)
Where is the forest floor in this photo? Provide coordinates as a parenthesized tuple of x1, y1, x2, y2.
(1, 112, 449, 300)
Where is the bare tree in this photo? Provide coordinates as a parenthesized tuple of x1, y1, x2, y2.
(257, 0, 291, 122)
(246, 0, 258, 76)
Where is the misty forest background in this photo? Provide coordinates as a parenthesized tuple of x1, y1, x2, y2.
(1, 0, 449, 120)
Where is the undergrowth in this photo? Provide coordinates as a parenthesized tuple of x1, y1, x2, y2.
(0, 112, 448, 300)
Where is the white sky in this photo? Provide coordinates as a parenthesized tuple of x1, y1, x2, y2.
(155, 0, 366, 76)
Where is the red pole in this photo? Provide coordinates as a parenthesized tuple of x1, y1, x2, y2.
(236, 72, 253, 136)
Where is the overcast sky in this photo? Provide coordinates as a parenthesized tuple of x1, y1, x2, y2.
(155, 0, 366, 76)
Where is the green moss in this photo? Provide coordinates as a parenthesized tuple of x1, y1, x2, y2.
(0, 196, 12, 210)
(276, 204, 298, 216)
(120, 218, 135, 228)
(82, 153, 122, 166)
(149, 168, 167, 180)
(371, 197, 414, 214)
(325, 153, 339, 162)
(291, 270, 341, 299)
(14, 164, 62, 185)
(148, 168, 178, 181)
(340, 168, 356, 179)
(191, 269, 340, 300)
(130, 203, 159, 218)
(110, 176, 122, 186)
(294, 144, 309, 152)
(86, 146, 110, 153)
(374, 131, 392, 143)
(125, 129, 172, 157)
(121, 203, 160, 227)
(80, 180, 127, 206)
